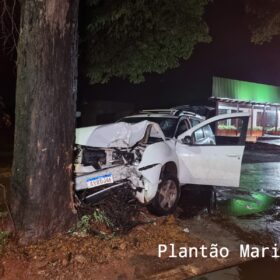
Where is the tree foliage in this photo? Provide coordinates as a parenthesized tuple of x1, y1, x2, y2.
(82, 0, 211, 84)
(246, 0, 280, 44)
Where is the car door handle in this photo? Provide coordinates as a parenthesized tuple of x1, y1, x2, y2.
(227, 154, 240, 158)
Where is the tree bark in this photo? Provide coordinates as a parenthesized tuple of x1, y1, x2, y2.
(10, 0, 79, 244)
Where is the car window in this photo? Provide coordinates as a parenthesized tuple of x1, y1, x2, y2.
(194, 128, 204, 142)
(175, 120, 189, 137)
(192, 117, 247, 145)
(121, 117, 178, 138)
(203, 125, 214, 138)
(190, 118, 201, 127)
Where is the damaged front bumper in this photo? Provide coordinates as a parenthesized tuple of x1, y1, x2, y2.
(75, 163, 161, 204)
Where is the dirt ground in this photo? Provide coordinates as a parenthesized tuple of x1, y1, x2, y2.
(0, 212, 250, 280)
(0, 183, 250, 280)
(1, 143, 279, 279)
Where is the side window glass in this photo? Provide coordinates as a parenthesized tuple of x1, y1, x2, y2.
(203, 125, 214, 138)
(192, 117, 247, 146)
(175, 120, 189, 137)
(194, 128, 204, 142)
(190, 118, 200, 127)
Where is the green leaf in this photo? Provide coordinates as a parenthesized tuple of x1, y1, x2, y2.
(80, 0, 211, 84)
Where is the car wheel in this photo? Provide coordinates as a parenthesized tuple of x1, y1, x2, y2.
(148, 175, 180, 216)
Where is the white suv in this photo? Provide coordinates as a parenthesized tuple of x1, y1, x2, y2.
(75, 108, 249, 215)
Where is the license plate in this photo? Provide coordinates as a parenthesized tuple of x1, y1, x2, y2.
(86, 173, 114, 188)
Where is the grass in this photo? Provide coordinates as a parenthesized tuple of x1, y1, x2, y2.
(92, 209, 114, 229)
(0, 231, 9, 253)
(69, 208, 114, 237)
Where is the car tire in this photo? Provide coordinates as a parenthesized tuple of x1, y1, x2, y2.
(148, 175, 180, 216)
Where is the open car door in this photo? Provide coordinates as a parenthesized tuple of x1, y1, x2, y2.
(176, 112, 250, 187)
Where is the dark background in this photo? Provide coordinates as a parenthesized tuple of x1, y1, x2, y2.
(1, 0, 280, 131)
(78, 0, 280, 110)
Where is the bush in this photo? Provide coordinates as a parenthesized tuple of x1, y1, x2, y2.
(218, 124, 237, 130)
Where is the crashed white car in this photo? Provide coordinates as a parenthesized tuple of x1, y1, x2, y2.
(75, 109, 249, 215)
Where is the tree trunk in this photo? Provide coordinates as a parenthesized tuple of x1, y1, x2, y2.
(10, 0, 79, 244)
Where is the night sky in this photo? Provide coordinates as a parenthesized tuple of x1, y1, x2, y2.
(79, 0, 280, 109)
(0, 50, 16, 115)
(1, 0, 280, 115)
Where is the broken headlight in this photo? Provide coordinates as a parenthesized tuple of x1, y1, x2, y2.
(82, 147, 106, 169)
(112, 149, 134, 165)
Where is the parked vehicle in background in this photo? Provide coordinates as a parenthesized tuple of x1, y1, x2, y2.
(75, 107, 249, 215)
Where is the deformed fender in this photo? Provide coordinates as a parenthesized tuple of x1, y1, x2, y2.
(135, 164, 162, 203)
(136, 141, 178, 203)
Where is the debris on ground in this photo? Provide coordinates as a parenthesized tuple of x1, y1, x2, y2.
(75, 188, 150, 237)
(183, 227, 190, 233)
(0, 143, 278, 279)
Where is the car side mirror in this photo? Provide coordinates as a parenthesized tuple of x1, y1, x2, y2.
(182, 136, 192, 145)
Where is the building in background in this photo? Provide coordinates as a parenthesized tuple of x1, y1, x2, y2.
(211, 77, 280, 142)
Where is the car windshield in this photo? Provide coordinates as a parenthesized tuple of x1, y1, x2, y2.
(121, 117, 178, 138)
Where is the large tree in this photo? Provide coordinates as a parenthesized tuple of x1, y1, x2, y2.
(10, 0, 79, 244)
(81, 0, 211, 84)
(8, 0, 211, 243)
(245, 0, 280, 44)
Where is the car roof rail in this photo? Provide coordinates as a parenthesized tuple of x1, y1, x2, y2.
(173, 110, 197, 117)
(139, 109, 177, 115)
(139, 108, 202, 118)
(171, 105, 213, 119)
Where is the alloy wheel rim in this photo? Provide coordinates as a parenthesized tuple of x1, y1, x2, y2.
(158, 179, 177, 210)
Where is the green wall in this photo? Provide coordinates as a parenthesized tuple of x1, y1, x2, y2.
(213, 77, 280, 104)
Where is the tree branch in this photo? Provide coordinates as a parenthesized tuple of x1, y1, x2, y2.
(0, 0, 19, 53)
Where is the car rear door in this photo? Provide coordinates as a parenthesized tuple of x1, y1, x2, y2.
(176, 113, 249, 187)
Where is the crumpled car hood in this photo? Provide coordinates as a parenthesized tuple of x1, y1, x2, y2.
(75, 121, 165, 148)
